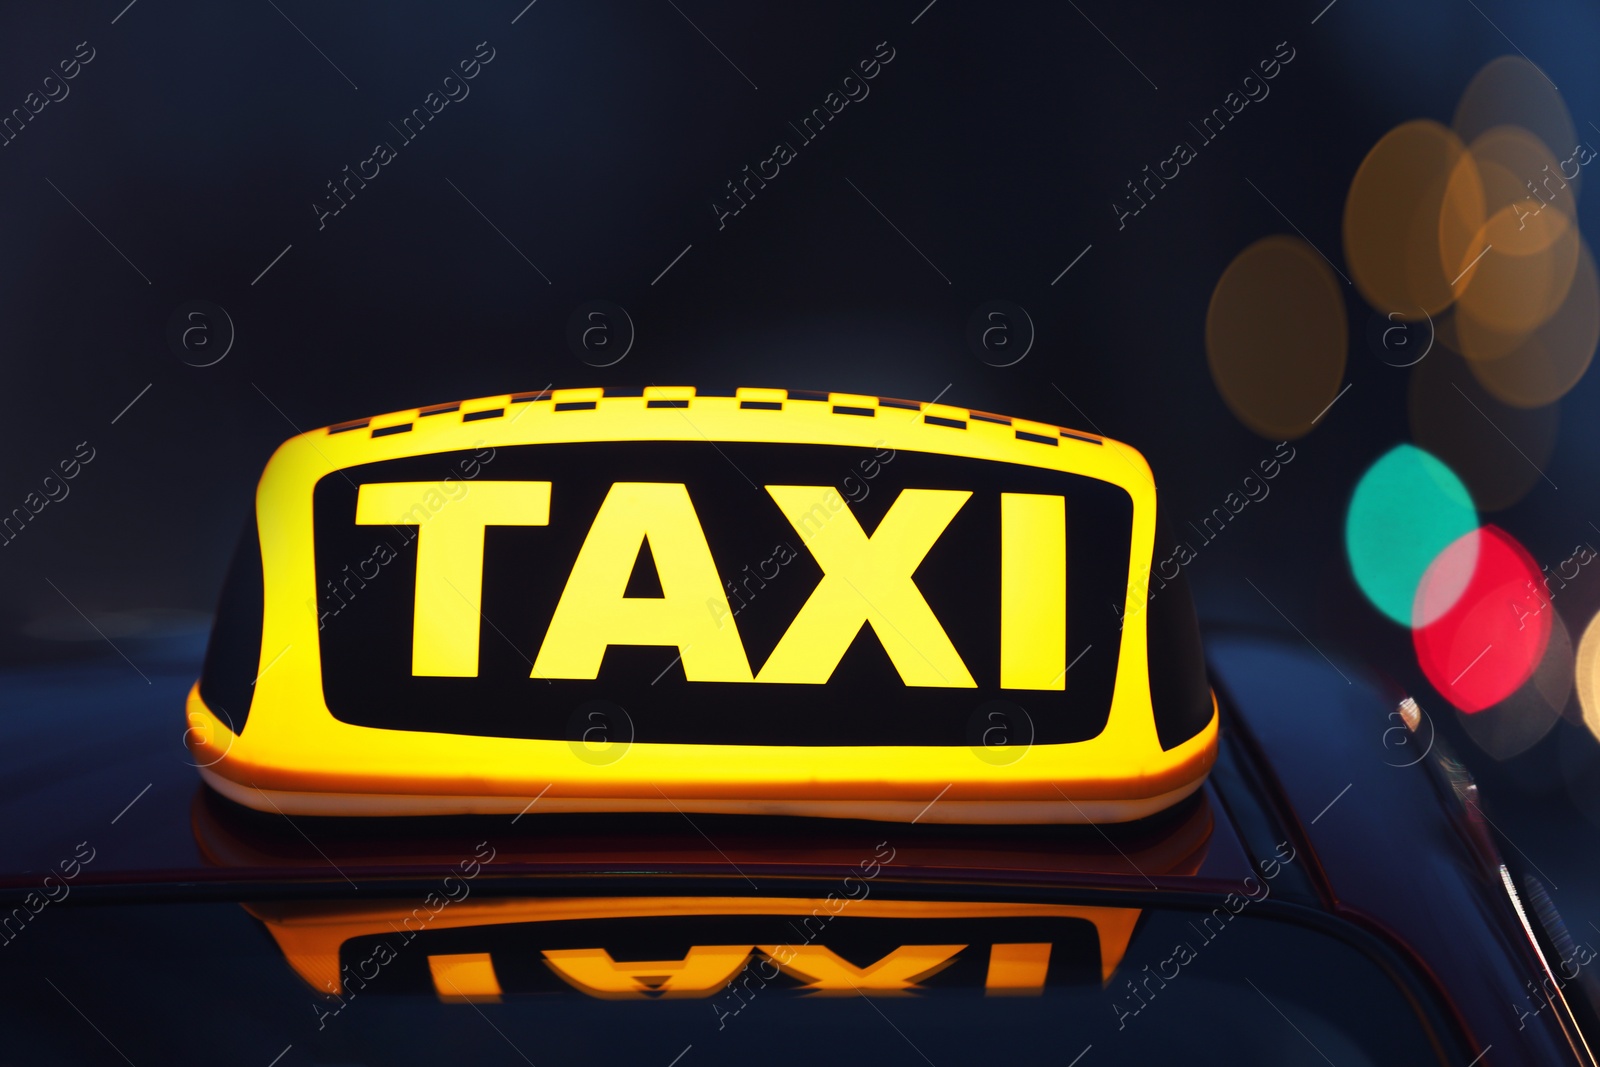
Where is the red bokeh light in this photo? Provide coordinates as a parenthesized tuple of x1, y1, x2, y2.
(1413, 526, 1551, 712)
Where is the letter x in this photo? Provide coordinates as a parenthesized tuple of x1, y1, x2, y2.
(758, 486, 974, 686)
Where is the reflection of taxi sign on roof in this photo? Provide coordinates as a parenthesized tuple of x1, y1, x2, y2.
(247, 896, 1144, 1004)
(187, 386, 1216, 821)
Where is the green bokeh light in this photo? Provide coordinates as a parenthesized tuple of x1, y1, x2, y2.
(1345, 444, 1478, 626)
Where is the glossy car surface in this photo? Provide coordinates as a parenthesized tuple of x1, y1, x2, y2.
(1, 626, 1592, 1065)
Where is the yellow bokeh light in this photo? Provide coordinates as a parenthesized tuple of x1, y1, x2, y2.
(1344, 119, 1468, 317)
(1206, 235, 1347, 440)
(1467, 240, 1599, 408)
(1575, 611, 1600, 744)
(1454, 196, 1579, 337)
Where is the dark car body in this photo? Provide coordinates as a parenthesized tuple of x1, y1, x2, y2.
(0, 625, 1592, 1065)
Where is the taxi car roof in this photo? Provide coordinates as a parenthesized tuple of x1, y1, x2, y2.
(0, 627, 1589, 1066)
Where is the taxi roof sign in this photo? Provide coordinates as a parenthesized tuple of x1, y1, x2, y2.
(187, 386, 1216, 822)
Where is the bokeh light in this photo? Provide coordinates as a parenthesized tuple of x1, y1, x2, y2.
(1456, 609, 1570, 759)
(1465, 240, 1599, 408)
(1323, 51, 1600, 809)
(1413, 526, 1551, 713)
(1438, 149, 1488, 304)
(1451, 56, 1579, 195)
(1205, 235, 1348, 440)
(1575, 611, 1600, 743)
(1436, 60, 1594, 411)
(1345, 444, 1478, 626)
(1343, 119, 1467, 317)
(1454, 191, 1579, 336)
(1460, 124, 1574, 250)
(1408, 345, 1559, 511)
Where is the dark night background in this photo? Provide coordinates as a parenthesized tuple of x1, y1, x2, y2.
(2, 0, 1598, 942)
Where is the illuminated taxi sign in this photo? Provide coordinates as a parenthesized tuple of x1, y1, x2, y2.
(187, 386, 1216, 821)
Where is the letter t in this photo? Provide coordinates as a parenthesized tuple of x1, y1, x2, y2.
(356, 481, 551, 676)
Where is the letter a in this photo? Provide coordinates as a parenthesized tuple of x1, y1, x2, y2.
(533, 482, 752, 681)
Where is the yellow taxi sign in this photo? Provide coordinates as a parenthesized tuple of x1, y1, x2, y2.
(186, 387, 1216, 821)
